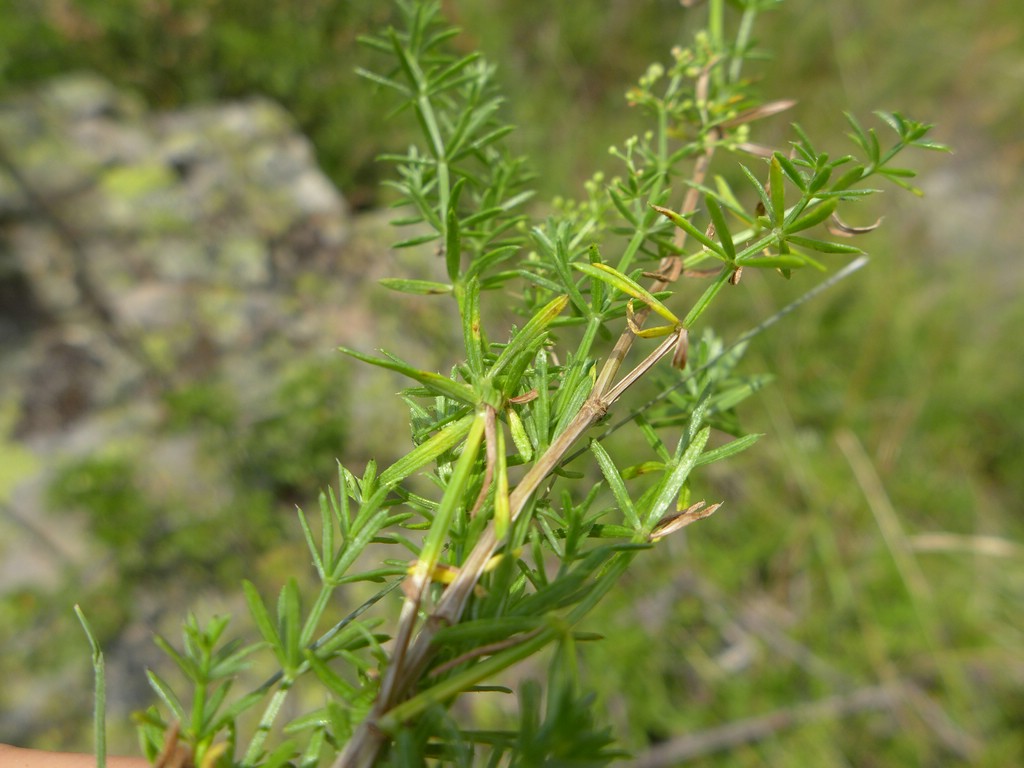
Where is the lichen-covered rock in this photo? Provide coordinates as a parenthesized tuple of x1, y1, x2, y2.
(0, 73, 381, 429)
(0, 74, 452, 742)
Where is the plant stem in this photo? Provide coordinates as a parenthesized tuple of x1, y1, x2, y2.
(242, 681, 292, 766)
(334, 321, 684, 768)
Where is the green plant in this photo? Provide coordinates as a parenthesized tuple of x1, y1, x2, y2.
(123, 2, 945, 766)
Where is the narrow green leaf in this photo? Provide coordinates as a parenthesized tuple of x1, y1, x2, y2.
(379, 629, 556, 732)
(470, 244, 522, 280)
(845, 111, 870, 152)
(494, 425, 510, 541)
(338, 346, 478, 405)
(533, 349, 552, 449)
(875, 110, 903, 136)
(644, 426, 711, 535)
(446, 179, 465, 280)
(261, 740, 299, 768)
(572, 262, 679, 324)
(152, 634, 192, 679)
(650, 204, 725, 256)
(353, 66, 409, 95)
(432, 52, 483, 92)
(534, 225, 588, 314)
(879, 166, 917, 178)
(785, 198, 837, 233)
(75, 605, 107, 768)
(739, 164, 773, 225)
(737, 253, 810, 270)
(507, 407, 533, 462)
(451, 124, 518, 163)
(433, 616, 544, 645)
(590, 440, 640, 532)
(883, 176, 925, 196)
(695, 433, 763, 466)
(461, 205, 507, 228)
(416, 413, 487, 573)
(770, 154, 786, 227)
(787, 235, 865, 254)
(830, 164, 867, 193)
(713, 175, 753, 222)
(587, 244, 605, 312)
(516, 270, 564, 295)
(378, 278, 452, 295)
(490, 294, 569, 378)
(201, 684, 231, 731)
(278, 579, 302, 671)
(378, 412, 476, 487)
(333, 465, 351, 540)
(146, 670, 186, 722)
(392, 231, 441, 249)
(912, 139, 951, 153)
(681, 267, 729, 328)
(213, 690, 267, 732)
(705, 195, 735, 260)
(244, 580, 281, 652)
(608, 186, 639, 226)
(776, 154, 807, 191)
(621, 461, 666, 479)
(459, 276, 484, 377)
(634, 413, 671, 462)
(296, 507, 324, 579)
(808, 166, 833, 194)
(867, 127, 881, 164)
(304, 651, 358, 699)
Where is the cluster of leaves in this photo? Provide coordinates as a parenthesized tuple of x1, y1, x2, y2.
(118, 2, 944, 766)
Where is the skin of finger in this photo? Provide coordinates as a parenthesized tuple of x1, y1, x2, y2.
(0, 744, 149, 768)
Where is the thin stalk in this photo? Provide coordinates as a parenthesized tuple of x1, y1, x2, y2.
(300, 583, 335, 649)
(242, 681, 292, 767)
(615, 106, 672, 276)
(681, 267, 731, 328)
(708, 0, 726, 91)
(399, 33, 453, 256)
(75, 606, 107, 768)
(729, 7, 759, 83)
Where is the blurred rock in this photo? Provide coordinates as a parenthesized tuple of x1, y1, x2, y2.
(0, 74, 452, 739)
(0, 73, 369, 430)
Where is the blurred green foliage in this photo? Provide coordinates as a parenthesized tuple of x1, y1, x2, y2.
(47, 357, 350, 586)
(1, 0, 1021, 764)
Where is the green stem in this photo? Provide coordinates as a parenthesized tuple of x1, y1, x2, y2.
(400, 35, 453, 258)
(300, 583, 335, 649)
(576, 315, 603, 363)
(729, 7, 758, 83)
(682, 267, 731, 328)
(242, 680, 292, 766)
(708, 0, 726, 91)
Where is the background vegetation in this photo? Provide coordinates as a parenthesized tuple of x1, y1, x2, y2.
(1, 0, 1021, 765)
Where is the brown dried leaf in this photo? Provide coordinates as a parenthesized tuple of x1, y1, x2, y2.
(828, 212, 884, 237)
(719, 99, 798, 129)
(650, 501, 723, 541)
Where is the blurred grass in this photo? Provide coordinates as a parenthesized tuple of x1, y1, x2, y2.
(1, 0, 1021, 763)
